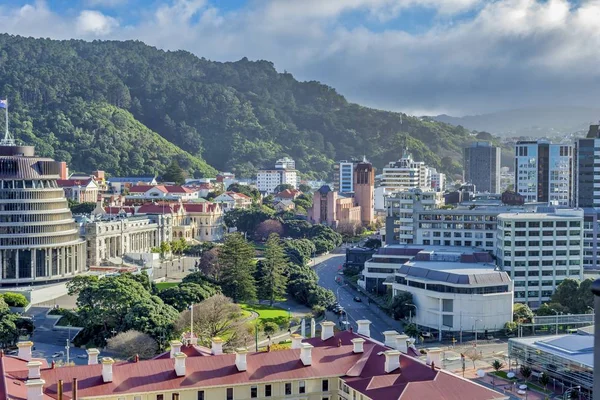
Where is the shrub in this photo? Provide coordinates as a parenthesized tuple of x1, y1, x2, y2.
(312, 305, 325, 318)
(2, 292, 29, 307)
(262, 321, 279, 336)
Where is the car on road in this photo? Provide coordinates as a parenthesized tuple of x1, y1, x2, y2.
(353, 296, 362, 302)
(6, 350, 17, 355)
(51, 351, 64, 358)
(420, 331, 433, 339)
(77, 354, 87, 359)
(333, 306, 345, 315)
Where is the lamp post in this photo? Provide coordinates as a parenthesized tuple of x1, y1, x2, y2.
(474, 318, 482, 347)
(592, 278, 600, 400)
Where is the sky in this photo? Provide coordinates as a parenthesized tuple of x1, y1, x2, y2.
(0, 0, 599, 116)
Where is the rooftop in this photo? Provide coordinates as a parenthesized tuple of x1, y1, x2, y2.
(497, 210, 584, 220)
(509, 334, 593, 369)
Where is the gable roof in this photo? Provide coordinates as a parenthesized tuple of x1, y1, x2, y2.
(129, 185, 166, 194)
(275, 189, 301, 199)
(56, 179, 96, 188)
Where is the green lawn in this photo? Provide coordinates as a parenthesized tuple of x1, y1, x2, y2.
(155, 282, 179, 291)
(240, 303, 290, 324)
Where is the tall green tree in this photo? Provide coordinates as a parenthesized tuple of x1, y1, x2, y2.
(257, 233, 288, 306)
(162, 160, 186, 185)
(218, 233, 257, 303)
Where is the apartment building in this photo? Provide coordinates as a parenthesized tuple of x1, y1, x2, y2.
(514, 141, 573, 206)
(1, 328, 505, 400)
(496, 210, 584, 307)
(463, 142, 501, 193)
(376, 151, 431, 210)
(574, 124, 600, 208)
(429, 168, 446, 192)
(333, 160, 358, 193)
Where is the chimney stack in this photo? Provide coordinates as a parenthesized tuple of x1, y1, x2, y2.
(170, 340, 183, 359)
(86, 348, 100, 365)
(18, 341, 34, 361)
(320, 321, 335, 341)
(72, 378, 78, 400)
(174, 352, 187, 377)
(27, 361, 43, 379)
(211, 337, 224, 355)
(356, 320, 371, 338)
(290, 334, 303, 349)
(300, 343, 313, 366)
(351, 338, 365, 353)
(25, 379, 45, 400)
(235, 348, 248, 371)
(101, 357, 115, 383)
(383, 350, 401, 373)
(57, 380, 63, 400)
(383, 330, 399, 348)
(426, 348, 443, 367)
(395, 334, 409, 353)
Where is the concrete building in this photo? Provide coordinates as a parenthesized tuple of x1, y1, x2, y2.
(384, 246, 513, 340)
(212, 191, 253, 212)
(429, 168, 445, 192)
(353, 160, 375, 225)
(377, 152, 431, 210)
(583, 208, 600, 270)
(496, 210, 584, 307)
(1, 331, 506, 400)
(107, 176, 157, 193)
(574, 124, 600, 208)
(463, 142, 501, 193)
(514, 140, 573, 206)
(125, 185, 200, 203)
(56, 178, 100, 203)
(256, 167, 298, 194)
(333, 160, 357, 193)
(275, 157, 295, 170)
(0, 145, 87, 286)
(310, 186, 362, 228)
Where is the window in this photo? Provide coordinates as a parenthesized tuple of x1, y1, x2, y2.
(157, 396, 164, 400)
(250, 386, 257, 398)
(265, 385, 272, 397)
(197, 391, 205, 400)
(299, 381, 306, 394)
(322, 379, 329, 392)
(227, 388, 233, 400)
(285, 383, 292, 395)
(172, 395, 179, 400)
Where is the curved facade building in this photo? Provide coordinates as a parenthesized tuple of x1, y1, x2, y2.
(0, 145, 86, 286)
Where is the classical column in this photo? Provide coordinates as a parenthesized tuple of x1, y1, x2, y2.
(31, 249, 36, 280)
(15, 250, 19, 280)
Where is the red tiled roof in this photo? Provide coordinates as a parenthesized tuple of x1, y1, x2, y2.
(275, 189, 300, 199)
(1, 355, 49, 400)
(164, 186, 194, 194)
(56, 179, 94, 187)
(183, 203, 218, 213)
(137, 204, 175, 215)
(129, 185, 166, 193)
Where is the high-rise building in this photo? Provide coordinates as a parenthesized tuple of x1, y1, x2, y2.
(376, 151, 431, 210)
(353, 160, 375, 225)
(514, 141, 573, 206)
(256, 158, 298, 193)
(463, 142, 501, 193)
(333, 160, 357, 193)
(275, 157, 296, 170)
(428, 168, 445, 192)
(574, 125, 600, 208)
(0, 144, 86, 286)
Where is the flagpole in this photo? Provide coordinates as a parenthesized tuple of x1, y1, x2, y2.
(4, 102, 7, 139)
(190, 304, 194, 343)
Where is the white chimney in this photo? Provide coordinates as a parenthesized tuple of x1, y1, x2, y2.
(26, 361, 42, 379)
(170, 340, 183, 358)
(174, 352, 187, 377)
(300, 343, 313, 366)
(356, 320, 371, 338)
(395, 334, 409, 353)
(383, 330, 399, 348)
(235, 348, 248, 371)
(290, 334, 303, 349)
(25, 378, 45, 400)
(17, 341, 33, 361)
(426, 347, 443, 367)
(102, 357, 115, 383)
(211, 337, 224, 355)
(86, 348, 100, 365)
(383, 350, 401, 373)
(320, 321, 335, 341)
(351, 338, 365, 353)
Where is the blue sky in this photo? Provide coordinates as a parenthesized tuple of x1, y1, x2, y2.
(0, 0, 598, 116)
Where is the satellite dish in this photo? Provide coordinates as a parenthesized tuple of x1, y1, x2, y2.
(476, 370, 486, 378)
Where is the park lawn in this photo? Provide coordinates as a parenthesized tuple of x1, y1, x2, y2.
(155, 282, 179, 291)
(241, 303, 289, 324)
(491, 371, 515, 380)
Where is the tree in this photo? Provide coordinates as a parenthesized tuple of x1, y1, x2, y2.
(223, 207, 274, 234)
(124, 296, 180, 339)
(66, 275, 99, 297)
(364, 238, 382, 249)
(273, 184, 294, 193)
(465, 349, 483, 369)
(198, 247, 221, 280)
(69, 202, 96, 214)
(162, 160, 186, 185)
(504, 321, 517, 335)
(520, 365, 532, 381)
(218, 233, 257, 303)
(551, 279, 580, 312)
(336, 221, 360, 238)
(254, 220, 284, 241)
(227, 183, 260, 202)
(106, 330, 158, 360)
(262, 321, 278, 336)
(158, 282, 218, 312)
(536, 303, 568, 316)
(491, 359, 504, 372)
(1, 292, 29, 308)
(257, 234, 288, 306)
(282, 219, 312, 238)
(159, 241, 171, 260)
(177, 294, 252, 350)
(539, 372, 550, 390)
(404, 323, 419, 339)
(389, 292, 415, 320)
(513, 303, 534, 323)
(298, 184, 312, 193)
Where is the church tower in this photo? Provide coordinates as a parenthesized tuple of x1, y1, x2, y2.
(353, 159, 375, 225)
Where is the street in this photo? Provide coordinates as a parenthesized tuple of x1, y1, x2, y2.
(314, 253, 404, 342)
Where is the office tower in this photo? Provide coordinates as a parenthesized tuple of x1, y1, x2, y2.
(463, 142, 501, 193)
(333, 160, 357, 193)
(575, 125, 600, 208)
(514, 141, 573, 206)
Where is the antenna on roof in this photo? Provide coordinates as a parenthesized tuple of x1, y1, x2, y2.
(0, 99, 15, 146)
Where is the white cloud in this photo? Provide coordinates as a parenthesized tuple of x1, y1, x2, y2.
(1, 0, 600, 114)
(76, 10, 119, 36)
(85, 0, 128, 6)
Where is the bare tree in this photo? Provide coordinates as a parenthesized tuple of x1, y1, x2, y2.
(106, 330, 158, 360)
(464, 348, 483, 369)
(199, 248, 221, 280)
(254, 220, 284, 241)
(336, 221, 360, 237)
(176, 294, 252, 350)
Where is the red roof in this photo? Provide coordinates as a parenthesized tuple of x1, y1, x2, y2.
(104, 206, 135, 215)
(56, 179, 94, 187)
(2, 332, 502, 400)
(225, 191, 252, 200)
(183, 203, 218, 213)
(137, 203, 176, 215)
(164, 186, 194, 194)
(275, 189, 300, 199)
(129, 185, 165, 193)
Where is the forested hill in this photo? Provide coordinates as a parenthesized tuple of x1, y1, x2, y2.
(0, 34, 475, 178)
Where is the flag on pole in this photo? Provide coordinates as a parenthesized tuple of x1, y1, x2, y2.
(0, 100, 6, 109)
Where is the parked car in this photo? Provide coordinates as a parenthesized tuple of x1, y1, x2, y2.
(353, 296, 362, 302)
(51, 351, 64, 358)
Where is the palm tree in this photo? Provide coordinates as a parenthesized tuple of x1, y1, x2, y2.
(491, 359, 504, 373)
(520, 365, 532, 381)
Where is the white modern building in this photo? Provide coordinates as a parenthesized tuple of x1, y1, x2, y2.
(334, 160, 356, 193)
(275, 157, 296, 170)
(376, 152, 432, 210)
(384, 247, 513, 340)
(257, 158, 298, 193)
(514, 141, 573, 206)
(429, 168, 445, 192)
(496, 209, 584, 307)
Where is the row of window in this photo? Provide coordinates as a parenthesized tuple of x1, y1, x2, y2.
(0, 188, 64, 199)
(504, 260, 581, 267)
(419, 214, 497, 222)
(0, 201, 68, 212)
(0, 212, 73, 223)
(500, 220, 581, 228)
(0, 233, 81, 247)
(395, 277, 510, 295)
(515, 290, 554, 299)
(422, 239, 494, 248)
(0, 223, 77, 235)
(418, 223, 495, 230)
(0, 179, 58, 189)
(504, 230, 580, 237)
(504, 250, 580, 257)
(422, 231, 494, 239)
(501, 240, 581, 247)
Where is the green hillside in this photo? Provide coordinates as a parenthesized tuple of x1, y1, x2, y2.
(0, 34, 478, 179)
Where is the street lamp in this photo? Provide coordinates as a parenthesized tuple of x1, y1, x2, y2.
(474, 318, 482, 347)
(592, 279, 600, 400)
(551, 309, 559, 335)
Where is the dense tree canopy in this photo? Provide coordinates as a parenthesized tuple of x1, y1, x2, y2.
(0, 34, 478, 179)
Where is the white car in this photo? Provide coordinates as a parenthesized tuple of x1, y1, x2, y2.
(51, 351, 64, 358)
